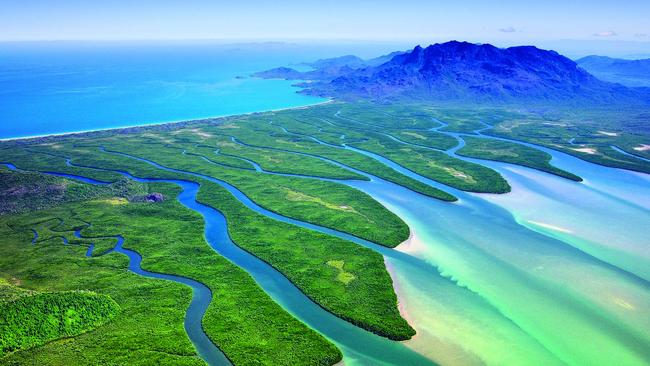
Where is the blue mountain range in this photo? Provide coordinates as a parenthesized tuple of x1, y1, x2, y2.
(576, 55, 650, 87)
(256, 41, 649, 104)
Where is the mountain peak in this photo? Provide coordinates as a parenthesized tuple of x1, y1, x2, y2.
(322, 41, 644, 103)
(255, 41, 649, 104)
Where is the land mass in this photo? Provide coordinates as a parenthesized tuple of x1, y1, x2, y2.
(256, 41, 650, 105)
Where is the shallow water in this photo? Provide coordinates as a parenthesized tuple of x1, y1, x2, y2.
(8, 120, 650, 365)
(177, 121, 650, 366)
(4, 114, 649, 365)
(337, 131, 650, 366)
(198, 125, 650, 366)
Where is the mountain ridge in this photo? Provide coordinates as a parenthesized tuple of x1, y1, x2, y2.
(255, 41, 649, 105)
(576, 55, 650, 87)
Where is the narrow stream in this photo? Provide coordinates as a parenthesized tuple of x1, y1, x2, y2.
(6, 156, 436, 365)
(74, 226, 230, 366)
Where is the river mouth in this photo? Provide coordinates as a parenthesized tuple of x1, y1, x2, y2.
(3, 103, 650, 366)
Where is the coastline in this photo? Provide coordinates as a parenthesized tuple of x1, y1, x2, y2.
(0, 99, 333, 143)
(385, 229, 418, 338)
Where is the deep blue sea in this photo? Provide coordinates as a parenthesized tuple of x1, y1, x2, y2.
(0, 41, 403, 139)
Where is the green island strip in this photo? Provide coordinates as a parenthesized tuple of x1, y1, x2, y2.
(386, 129, 459, 151)
(456, 136, 583, 181)
(42, 135, 411, 247)
(0, 279, 120, 358)
(484, 107, 650, 174)
(271, 105, 511, 194)
(173, 131, 368, 181)
(210, 114, 458, 201)
(2, 135, 416, 354)
(196, 179, 415, 340)
(348, 133, 511, 193)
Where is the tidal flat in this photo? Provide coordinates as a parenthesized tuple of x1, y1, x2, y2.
(1, 101, 649, 366)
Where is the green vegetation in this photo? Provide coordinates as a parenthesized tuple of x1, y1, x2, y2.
(386, 130, 459, 150)
(196, 179, 415, 340)
(180, 133, 367, 180)
(326, 260, 356, 285)
(484, 107, 650, 174)
(3, 99, 639, 364)
(1, 178, 342, 365)
(269, 103, 512, 194)
(1, 281, 120, 357)
(0, 169, 147, 215)
(349, 134, 511, 193)
(0, 146, 121, 182)
(207, 114, 458, 201)
(457, 136, 583, 181)
(70, 138, 409, 247)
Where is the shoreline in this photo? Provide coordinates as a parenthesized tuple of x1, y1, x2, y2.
(0, 99, 333, 143)
(385, 229, 418, 340)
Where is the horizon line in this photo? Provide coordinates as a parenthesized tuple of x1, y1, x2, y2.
(2, 37, 650, 44)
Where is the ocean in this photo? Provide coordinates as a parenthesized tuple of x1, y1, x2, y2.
(0, 41, 402, 139)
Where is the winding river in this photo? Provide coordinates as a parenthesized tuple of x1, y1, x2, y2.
(4, 111, 649, 366)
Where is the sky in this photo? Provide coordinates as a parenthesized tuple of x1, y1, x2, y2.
(1, 1, 650, 57)
(1, 0, 649, 42)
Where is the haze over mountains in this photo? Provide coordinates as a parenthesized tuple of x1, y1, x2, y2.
(256, 41, 650, 104)
(576, 56, 650, 87)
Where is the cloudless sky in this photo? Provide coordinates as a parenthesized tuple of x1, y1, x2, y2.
(1, 0, 649, 43)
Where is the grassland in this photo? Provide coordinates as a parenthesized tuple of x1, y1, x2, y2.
(385, 130, 459, 150)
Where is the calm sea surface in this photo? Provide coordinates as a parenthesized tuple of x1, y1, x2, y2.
(0, 41, 392, 139)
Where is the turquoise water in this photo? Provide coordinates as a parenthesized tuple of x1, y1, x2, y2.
(340, 131, 650, 366)
(261, 119, 650, 365)
(6, 121, 650, 365)
(3, 42, 649, 366)
(0, 41, 330, 139)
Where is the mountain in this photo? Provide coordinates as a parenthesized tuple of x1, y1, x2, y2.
(255, 41, 649, 104)
(576, 55, 650, 87)
(254, 51, 406, 80)
(307, 55, 368, 69)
